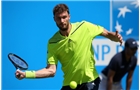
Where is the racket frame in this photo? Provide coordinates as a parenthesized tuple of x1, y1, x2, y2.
(8, 53, 28, 70)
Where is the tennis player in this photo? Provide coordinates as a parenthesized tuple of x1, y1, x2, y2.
(99, 38, 138, 90)
(15, 3, 123, 90)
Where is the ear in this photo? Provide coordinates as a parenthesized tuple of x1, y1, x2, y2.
(69, 14, 70, 20)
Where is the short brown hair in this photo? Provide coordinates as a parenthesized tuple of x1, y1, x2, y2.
(53, 4, 69, 16)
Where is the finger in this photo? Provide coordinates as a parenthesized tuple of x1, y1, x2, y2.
(120, 41, 122, 46)
(16, 72, 19, 76)
(15, 71, 21, 79)
(16, 73, 20, 78)
(116, 30, 118, 35)
(15, 71, 20, 76)
(120, 39, 123, 46)
(16, 69, 22, 74)
(20, 74, 24, 78)
(117, 34, 121, 38)
(116, 34, 123, 45)
(17, 74, 25, 80)
(17, 75, 23, 80)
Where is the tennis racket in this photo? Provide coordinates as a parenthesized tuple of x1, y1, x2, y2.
(8, 53, 28, 70)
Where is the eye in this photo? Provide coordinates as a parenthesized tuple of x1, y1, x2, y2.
(62, 16, 67, 19)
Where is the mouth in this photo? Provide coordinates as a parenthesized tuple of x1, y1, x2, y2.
(60, 23, 65, 26)
(60, 23, 66, 27)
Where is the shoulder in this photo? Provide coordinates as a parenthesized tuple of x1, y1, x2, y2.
(131, 55, 137, 63)
(108, 52, 123, 68)
(48, 31, 61, 44)
(111, 51, 123, 62)
(72, 20, 94, 26)
(80, 20, 100, 27)
(72, 20, 103, 29)
(72, 20, 86, 27)
(113, 51, 122, 58)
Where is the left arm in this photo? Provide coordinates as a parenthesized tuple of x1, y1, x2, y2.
(126, 70, 134, 90)
(100, 29, 123, 45)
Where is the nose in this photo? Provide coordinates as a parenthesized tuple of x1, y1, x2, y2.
(60, 18, 64, 23)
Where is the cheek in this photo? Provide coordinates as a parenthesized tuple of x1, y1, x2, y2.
(66, 18, 70, 24)
(66, 17, 70, 21)
(68, 17, 70, 20)
(54, 17, 60, 23)
(68, 16, 70, 20)
(129, 50, 136, 55)
(55, 20, 61, 25)
(127, 49, 132, 54)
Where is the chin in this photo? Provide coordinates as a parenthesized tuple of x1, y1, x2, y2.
(61, 29, 68, 31)
(60, 27, 68, 31)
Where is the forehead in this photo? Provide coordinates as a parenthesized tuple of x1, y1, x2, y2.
(54, 11, 69, 17)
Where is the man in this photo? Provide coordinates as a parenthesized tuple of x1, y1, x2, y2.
(99, 38, 138, 90)
(15, 4, 123, 90)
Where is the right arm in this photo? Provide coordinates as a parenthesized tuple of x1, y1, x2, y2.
(100, 29, 123, 45)
(84, 21, 123, 45)
(107, 69, 116, 90)
(15, 64, 57, 80)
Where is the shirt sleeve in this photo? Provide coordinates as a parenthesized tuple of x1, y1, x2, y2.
(130, 56, 137, 70)
(47, 43, 58, 64)
(108, 55, 119, 71)
(85, 21, 104, 39)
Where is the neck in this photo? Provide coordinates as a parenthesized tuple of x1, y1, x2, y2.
(59, 23, 72, 37)
(124, 50, 131, 61)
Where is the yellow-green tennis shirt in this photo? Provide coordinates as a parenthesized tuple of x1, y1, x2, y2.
(47, 20, 104, 86)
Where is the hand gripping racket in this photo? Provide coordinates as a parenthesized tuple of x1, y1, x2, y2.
(8, 53, 28, 70)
